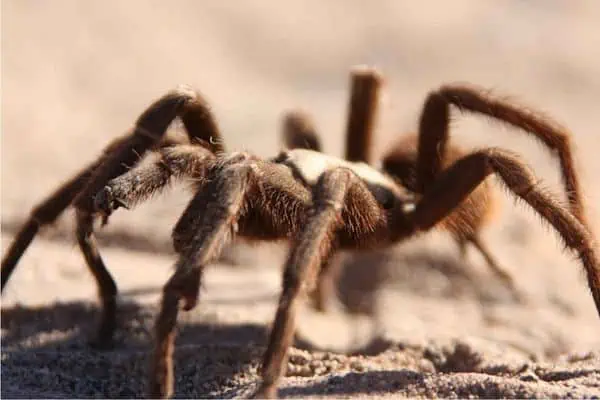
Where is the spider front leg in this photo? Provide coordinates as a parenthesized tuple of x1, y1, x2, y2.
(150, 158, 254, 398)
(5, 87, 218, 346)
(409, 148, 600, 316)
(74, 88, 218, 348)
(73, 86, 209, 212)
(73, 144, 215, 348)
(1, 86, 209, 291)
(94, 144, 216, 218)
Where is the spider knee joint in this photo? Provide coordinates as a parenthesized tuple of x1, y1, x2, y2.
(164, 268, 202, 311)
(314, 168, 355, 210)
(171, 84, 199, 100)
(219, 155, 260, 183)
(318, 167, 354, 187)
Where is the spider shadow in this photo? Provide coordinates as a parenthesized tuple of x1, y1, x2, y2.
(0, 299, 324, 399)
(0, 243, 520, 398)
(336, 244, 520, 317)
(1, 300, 267, 398)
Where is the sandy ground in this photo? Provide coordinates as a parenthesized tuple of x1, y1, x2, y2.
(2, 0, 600, 398)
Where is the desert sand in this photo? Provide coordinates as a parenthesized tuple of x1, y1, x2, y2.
(2, 1, 600, 398)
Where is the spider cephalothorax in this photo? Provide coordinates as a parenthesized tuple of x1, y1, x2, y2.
(2, 75, 599, 399)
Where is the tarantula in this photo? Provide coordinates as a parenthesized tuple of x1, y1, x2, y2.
(2, 78, 599, 398)
(283, 68, 514, 311)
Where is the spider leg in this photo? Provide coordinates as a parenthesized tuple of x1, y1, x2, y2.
(2, 86, 221, 348)
(150, 160, 253, 398)
(0, 130, 142, 291)
(71, 89, 204, 346)
(298, 68, 381, 313)
(73, 87, 204, 211)
(466, 234, 515, 288)
(94, 144, 215, 219)
(179, 90, 225, 154)
(256, 168, 359, 399)
(415, 84, 589, 228)
(74, 210, 120, 347)
(1, 160, 99, 291)
(0, 138, 185, 293)
(80, 88, 217, 346)
(407, 148, 600, 316)
(281, 110, 322, 152)
(1, 86, 213, 289)
(453, 232, 518, 296)
(344, 66, 382, 164)
(412, 84, 595, 295)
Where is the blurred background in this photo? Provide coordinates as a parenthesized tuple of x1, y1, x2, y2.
(2, 0, 600, 359)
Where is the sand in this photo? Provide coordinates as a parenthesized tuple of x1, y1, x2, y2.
(2, 1, 600, 398)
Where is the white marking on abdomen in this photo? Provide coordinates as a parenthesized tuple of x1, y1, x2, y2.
(283, 149, 398, 190)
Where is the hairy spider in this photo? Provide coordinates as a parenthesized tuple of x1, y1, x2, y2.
(283, 68, 515, 312)
(84, 82, 598, 397)
(2, 79, 599, 399)
(0, 86, 225, 347)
